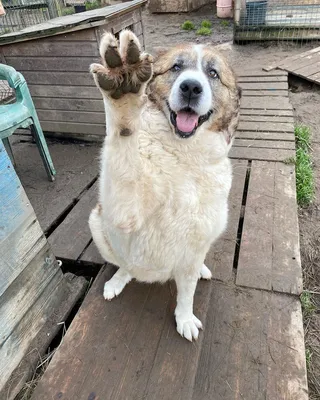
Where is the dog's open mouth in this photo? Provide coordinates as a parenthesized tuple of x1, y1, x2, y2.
(168, 105, 213, 139)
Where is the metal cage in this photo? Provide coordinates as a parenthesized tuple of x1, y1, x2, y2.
(234, 0, 320, 42)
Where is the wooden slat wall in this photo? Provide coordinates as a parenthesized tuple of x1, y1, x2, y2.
(0, 7, 144, 141)
(0, 142, 67, 397)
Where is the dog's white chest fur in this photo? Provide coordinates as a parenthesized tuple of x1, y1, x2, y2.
(97, 107, 232, 283)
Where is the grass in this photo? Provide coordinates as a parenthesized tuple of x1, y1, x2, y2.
(201, 20, 212, 29)
(86, 0, 101, 11)
(196, 27, 212, 36)
(301, 291, 316, 317)
(220, 20, 230, 27)
(61, 6, 74, 16)
(294, 125, 314, 207)
(181, 20, 195, 31)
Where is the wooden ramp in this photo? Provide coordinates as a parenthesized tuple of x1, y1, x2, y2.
(265, 46, 320, 86)
(30, 69, 309, 400)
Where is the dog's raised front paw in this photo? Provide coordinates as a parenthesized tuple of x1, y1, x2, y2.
(175, 313, 203, 342)
(90, 30, 153, 99)
(103, 269, 131, 300)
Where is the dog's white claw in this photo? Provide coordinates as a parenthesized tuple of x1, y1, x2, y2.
(200, 263, 212, 280)
(176, 314, 203, 342)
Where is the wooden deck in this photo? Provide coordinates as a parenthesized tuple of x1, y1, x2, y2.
(21, 69, 308, 399)
(265, 46, 320, 86)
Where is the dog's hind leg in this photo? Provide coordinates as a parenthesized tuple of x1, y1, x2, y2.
(200, 263, 212, 280)
(88, 204, 118, 266)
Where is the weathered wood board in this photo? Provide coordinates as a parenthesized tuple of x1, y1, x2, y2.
(236, 161, 303, 295)
(0, 141, 68, 398)
(30, 266, 308, 400)
(0, 0, 147, 140)
(264, 46, 320, 85)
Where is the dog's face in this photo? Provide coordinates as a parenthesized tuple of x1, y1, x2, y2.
(148, 44, 241, 140)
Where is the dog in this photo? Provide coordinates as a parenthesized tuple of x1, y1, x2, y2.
(89, 30, 241, 341)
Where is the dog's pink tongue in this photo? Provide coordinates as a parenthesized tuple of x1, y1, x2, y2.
(176, 111, 199, 133)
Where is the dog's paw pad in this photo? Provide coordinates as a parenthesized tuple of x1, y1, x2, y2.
(176, 314, 203, 342)
(100, 33, 123, 68)
(200, 264, 212, 280)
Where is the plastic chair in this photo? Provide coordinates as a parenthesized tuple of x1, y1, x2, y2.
(0, 63, 56, 181)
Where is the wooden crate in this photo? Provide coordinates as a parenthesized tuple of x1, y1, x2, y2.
(149, 0, 211, 13)
(0, 141, 87, 400)
(0, 0, 147, 141)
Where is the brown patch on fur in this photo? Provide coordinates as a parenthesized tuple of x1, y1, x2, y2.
(97, 203, 102, 215)
(120, 128, 132, 136)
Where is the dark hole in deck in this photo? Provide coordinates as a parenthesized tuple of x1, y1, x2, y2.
(233, 160, 252, 271)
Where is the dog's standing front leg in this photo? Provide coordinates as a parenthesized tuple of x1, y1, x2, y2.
(174, 271, 203, 342)
(90, 30, 153, 233)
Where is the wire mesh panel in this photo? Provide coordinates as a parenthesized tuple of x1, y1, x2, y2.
(0, 0, 65, 35)
(234, 0, 320, 42)
(0, 80, 14, 104)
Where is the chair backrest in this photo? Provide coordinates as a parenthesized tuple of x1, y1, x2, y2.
(0, 63, 24, 90)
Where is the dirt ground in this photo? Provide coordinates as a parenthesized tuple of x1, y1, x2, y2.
(142, 4, 320, 398)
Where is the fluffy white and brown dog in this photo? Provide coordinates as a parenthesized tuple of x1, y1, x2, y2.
(89, 30, 241, 342)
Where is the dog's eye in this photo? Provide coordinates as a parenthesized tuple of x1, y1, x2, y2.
(171, 64, 182, 72)
(208, 69, 218, 79)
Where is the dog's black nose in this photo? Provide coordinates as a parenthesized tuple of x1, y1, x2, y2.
(180, 79, 203, 99)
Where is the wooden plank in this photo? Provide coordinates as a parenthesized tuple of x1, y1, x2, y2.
(281, 49, 320, 72)
(238, 121, 294, 133)
(23, 71, 95, 86)
(49, 181, 99, 260)
(29, 85, 101, 99)
(239, 81, 288, 90)
(237, 69, 288, 77)
(0, 260, 65, 393)
(5, 56, 95, 72)
(294, 61, 320, 78)
(240, 115, 294, 123)
(38, 110, 105, 124)
(241, 89, 288, 97)
(264, 46, 320, 71)
(208, 159, 247, 282)
(240, 96, 292, 110)
(234, 139, 295, 150)
(30, 274, 307, 400)
(193, 281, 308, 400)
(236, 162, 302, 295)
(33, 97, 104, 112)
(2, 41, 99, 57)
(236, 131, 295, 141)
(2, 273, 86, 400)
(31, 264, 157, 400)
(0, 146, 46, 297)
(238, 75, 288, 83)
(240, 109, 294, 117)
(0, 244, 61, 350)
(80, 241, 105, 264)
(41, 121, 106, 135)
(42, 29, 97, 41)
(230, 147, 295, 161)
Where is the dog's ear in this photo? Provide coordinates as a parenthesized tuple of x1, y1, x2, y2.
(205, 41, 233, 61)
(151, 46, 171, 76)
(152, 46, 169, 61)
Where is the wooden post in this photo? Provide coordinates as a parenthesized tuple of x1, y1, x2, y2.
(234, 0, 242, 25)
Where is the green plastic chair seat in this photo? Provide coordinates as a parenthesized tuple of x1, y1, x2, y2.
(0, 63, 56, 181)
(0, 103, 32, 135)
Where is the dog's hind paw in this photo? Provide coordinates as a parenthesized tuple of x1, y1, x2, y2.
(90, 30, 153, 99)
(200, 263, 212, 280)
(176, 313, 203, 342)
